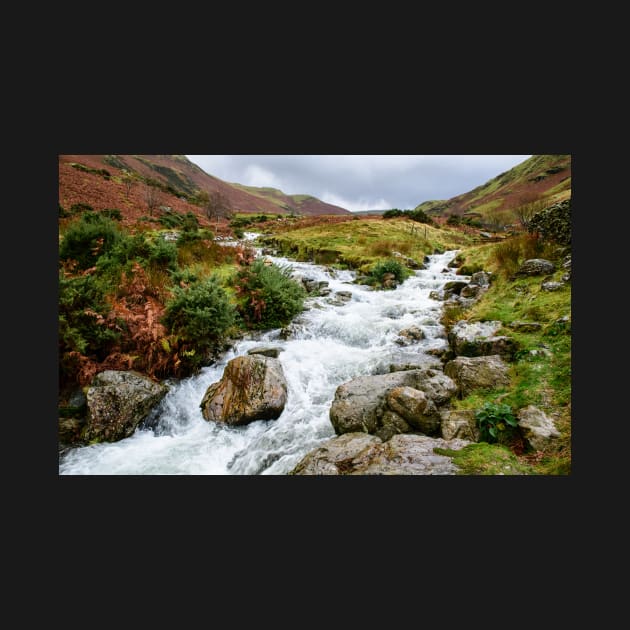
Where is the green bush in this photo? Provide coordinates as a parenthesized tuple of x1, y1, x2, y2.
(162, 276, 236, 366)
(407, 208, 434, 224)
(369, 259, 409, 287)
(475, 402, 519, 444)
(59, 272, 119, 384)
(447, 215, 461, 226)
(235, 259, 306, 328)
(70, 202, 94, 215)
(234, 228, 245, 239)
(59, 213, 123, 270)
(382, 209, 405, 219)
(100, 208, 122, 221)
(96, 232, 178, 276)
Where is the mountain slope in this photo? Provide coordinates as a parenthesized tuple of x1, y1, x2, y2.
(414, 154, 571, 220)
(58, 155, 350, 223)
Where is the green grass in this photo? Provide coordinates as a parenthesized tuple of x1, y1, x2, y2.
(440, 236, 571, 474)
(266, 218, 474, 274)
(434, 443, 535, 475)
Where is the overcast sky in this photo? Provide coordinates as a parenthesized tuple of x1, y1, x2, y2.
(186, 155, 531, 213)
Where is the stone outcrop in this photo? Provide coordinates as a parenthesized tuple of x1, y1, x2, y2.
(447, 320, 518, 360)
(541, 281, 564, 292)
(386, 386, 441, 435)
(440, 409, 479, 441)
(527, 199, 571, 245)
(247, 346, 282, 358)
(517, 405, 560, 450)
(444, 355, 511, 398)
(291, 433, 470, 475)
(508, 321, 542, 332)
(516, 258, 555, 276)
(395, 325, 425, 345)
(200, 355, 287, 426)
(329, 368, 457, 438)
(83, 370, 168, 443)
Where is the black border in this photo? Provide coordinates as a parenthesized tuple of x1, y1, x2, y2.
(46, 96, 579, 548)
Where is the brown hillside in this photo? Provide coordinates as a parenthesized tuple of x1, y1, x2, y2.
(414, 155, 571, 220)
(58, 155, 349, 226)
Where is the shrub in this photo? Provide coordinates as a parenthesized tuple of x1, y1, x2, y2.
(70, 202, 94, 215)
(100, 208, 122, 221)
(475, 402, 519, 444)
(407, 208, 434, 224)
(59, 272, 120, 386)
(235, 259, 306, 328)
(162, 276, 236, 367)
(369, 259, 409, 286)
(59, 213, 122, 270)
(382, 209, 405, 219)
(447, 215, 461, 226)
(234, 228, 245, 239)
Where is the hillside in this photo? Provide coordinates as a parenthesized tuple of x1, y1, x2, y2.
(230, 183, 349, 216)
(58, 155, 350, 227)
(414, 154, 571, 221)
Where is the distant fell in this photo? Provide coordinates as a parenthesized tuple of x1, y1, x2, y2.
(414, 154, 571, 220)
(58, 155, 350, 223)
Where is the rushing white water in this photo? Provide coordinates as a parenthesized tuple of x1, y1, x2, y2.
(59, 245, 466, 475)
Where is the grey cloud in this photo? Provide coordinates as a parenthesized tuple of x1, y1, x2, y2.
(186, 155, 531, 212)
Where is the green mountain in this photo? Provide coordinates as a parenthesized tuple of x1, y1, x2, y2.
(414, 155, 571, 221)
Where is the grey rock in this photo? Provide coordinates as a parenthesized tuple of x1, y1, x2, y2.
(443, 281, 468, 295)
(395, 325, 425, 345)
(247, 345, 283, 358)
(444, 355, 511, 398)
(508, 321, 542, 332)
(517, 259, 556, 276)
(291, 433, 383, 475)
(440, 409, 479, 441)
(84, 370, 168, 443)
(541, 281, 564, 292)
(470, 271, 492, 287)
(460, 283, 482, 298)
(447, 320, 519, 360)
(375, 410, 412, 442)
(291, 433, 470, 475)
(386, 386, 440, 435)
(335, 290, 352, 301)
(200, 355, 287, 426)
(329, 368, 457, 436)
(517, 405, 560, 451)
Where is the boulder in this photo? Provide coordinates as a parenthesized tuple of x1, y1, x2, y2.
(83, 370, 168, 443)
(444, 355, 511, 398)
(517, 405, 560, 451)
(395, 325, 425, 345)
(460, 284, 482, 298)
(375, 410, 412, 442)
(440, 409, 479, 441)
(516, 259, 555, 276)
(200, 355, 287, 426)
(508, 321, 542, 332)
(291, 433, 383, 475)
(470, 271, 492, 287)
(386, 386, 441, 435)
(329, 368, 457, 436)
(247, 345, 283, 358)
(541, 281, 564, 292)
(291, 433, 470, 475)
(448, 320, 519, 360)
(336, 290, 353, 301)
(443, 281, 468, 298)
